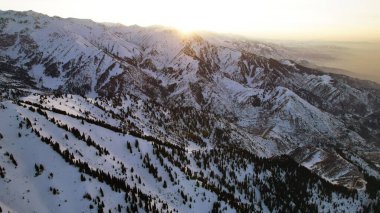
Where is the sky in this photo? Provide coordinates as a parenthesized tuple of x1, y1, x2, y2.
(1, 0, 380, 41)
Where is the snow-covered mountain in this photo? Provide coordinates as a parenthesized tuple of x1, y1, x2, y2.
(1, 10, 380, 212)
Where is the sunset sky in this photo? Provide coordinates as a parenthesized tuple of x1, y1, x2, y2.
(1, 0, 380, 41)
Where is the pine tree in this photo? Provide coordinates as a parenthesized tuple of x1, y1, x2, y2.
(100, 187, 104, 197)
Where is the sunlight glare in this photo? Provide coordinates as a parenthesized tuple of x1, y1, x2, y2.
(0, 0, 379, 41)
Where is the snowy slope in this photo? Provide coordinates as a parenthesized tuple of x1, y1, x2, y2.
(1, 97, 377, 212)
(1, 10, 380, 212)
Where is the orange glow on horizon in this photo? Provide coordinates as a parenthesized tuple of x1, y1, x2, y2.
(1, 0, 379, 41)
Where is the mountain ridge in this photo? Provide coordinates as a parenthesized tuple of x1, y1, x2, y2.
(1, 10, 380, 212)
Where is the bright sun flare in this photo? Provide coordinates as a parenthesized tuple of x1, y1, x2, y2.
(1, 0, 380, 41)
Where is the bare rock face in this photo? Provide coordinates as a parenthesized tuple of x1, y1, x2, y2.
(290, 146, 366, 189)
(0, 34, 17, 49)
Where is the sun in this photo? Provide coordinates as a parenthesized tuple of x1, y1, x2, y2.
(3, 0, 379, 41)
(175, 24, 197, 34)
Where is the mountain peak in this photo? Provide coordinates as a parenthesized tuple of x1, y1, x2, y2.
(1, 10, 380, 212)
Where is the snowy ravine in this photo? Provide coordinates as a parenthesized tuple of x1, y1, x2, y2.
(0, 10, 380, 212)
